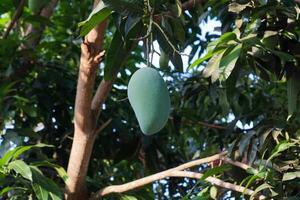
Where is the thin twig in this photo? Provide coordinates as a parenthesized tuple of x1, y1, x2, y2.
(170, 171, 265, 200)
(169, 117, 226, 130)
(152, 21, 191, 57)
(95, 118, 112, 135)
(222, 157, 251, 171)
(3, 0, 26, 39)
(182, 0, 203, 10)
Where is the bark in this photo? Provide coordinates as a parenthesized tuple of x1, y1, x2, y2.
(3, 0, 26, 39)
(65, 0, 109, 198)
(24, 0, 59, 48)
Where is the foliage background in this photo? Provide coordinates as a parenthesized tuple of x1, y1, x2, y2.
(0, 0, 300, 199)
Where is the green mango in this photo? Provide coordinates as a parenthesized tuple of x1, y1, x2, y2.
(28, 0, 46, 14)
(128, 67, 170, 135)
(159, 49, 169, 69)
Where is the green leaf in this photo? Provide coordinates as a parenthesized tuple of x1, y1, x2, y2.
(124, 16, 141, 37)
(192, 186, 210, 200)
(104, 20, 140, 80)
(32, 161, 68, 183)
(173, 0, 182, 17)
(103, 0, 143, 16)
(170, 52, 183, 72)
(104, 30, 127, 80)
(170, 18, 185, 44)
(219, 43, 242, 81)
(201, 164, 231, 181)
(188, 51, 214, 69)
(209, 32, 237, 50)
(0, 143, 53, 167)
(121, 195, 138, 200)
(191, 196, 210, 200)
(250, 183, 272, 200)
(210, 186, 218, 199)
(228, 2, 251, 13)
(271, 50, 295, 62)
(78, 1, 112, 36)
(202, 50, 225, 83)
(287, 73, 300, 120)
(13, 143, 53, 161)
(267, 141, 295, 162)
(31, 166, 63, 200)
(282, 171, 300, 181)
(0, 186, 13, 196)
(8, 160, 32, 181)
(33, 183, 49, 200)
(239, 131, 256, 156)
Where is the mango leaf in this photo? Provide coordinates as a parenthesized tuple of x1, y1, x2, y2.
(200, 164, 231, 181)
(202, 50, 226, 83)
(33, 183, 49, 200)
(282, 171, 300, 181)
(78, 1, 112, 36)
(210, 186, 218, 199)
(191, 196, 210, 200)
(188, 51, 215, 69)
(228, 2, 251, 13)
(208, 32, 237, 50)
(287, 73, 300, 120)
(192, 187, 210, 200)
(104, 30, 127, 80)
(188, 32, 236, 70)
(0, 186, 13, 196)
(250, 183, 272, 200)
(170, 52, 183, 72)
(31, 166, 62, 200)
(172, 0, 182, 17)
(267, 141, 295, 162)
(32, 161, 68, 183)
(124, 16, 141, 37)
(170, 18, 185, 44)
(104, 21, 140, 80)
(239, 131, 256, 156)
(8, 160, 32, 181)
(271, 50, 295, 62)
(0, 143, 53, 166)
(121, 195, 138, 200)
(219, 43, 242, 81)
(103, 0, 143, 16)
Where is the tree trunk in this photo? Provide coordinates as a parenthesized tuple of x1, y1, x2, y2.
(65, 0, 109, 198)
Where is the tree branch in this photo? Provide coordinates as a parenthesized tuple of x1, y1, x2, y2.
(182, 0, 203, 11)
(24, 0, 59, 48)
(92, 152, 266, 200)
(221, 157, 251, 171)
(91, 80, 113, 119)
(170, 171, 266, 200)
(3, 0, 26, 39)
(91, 152, 226, 199)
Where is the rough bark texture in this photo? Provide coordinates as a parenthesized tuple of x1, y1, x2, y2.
(3, 0, 26, 39)
(65, 0, 110, 198)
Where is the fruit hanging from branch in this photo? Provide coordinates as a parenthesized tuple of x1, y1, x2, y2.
(28, 0, 47, 14)
(128, 67, 170, 135)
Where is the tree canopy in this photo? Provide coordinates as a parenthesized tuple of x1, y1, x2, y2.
(0, 0, 300, 199)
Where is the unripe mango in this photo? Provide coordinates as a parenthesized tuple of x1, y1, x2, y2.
(159, 49, 169, 69)
(128, 67, 170, 135)
(28, 0, 46, 14)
